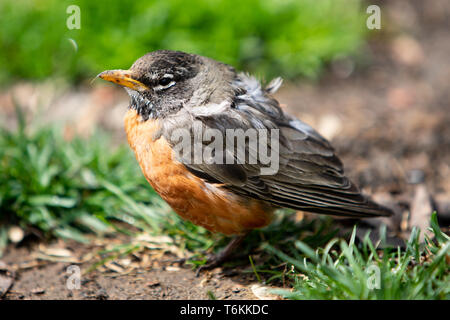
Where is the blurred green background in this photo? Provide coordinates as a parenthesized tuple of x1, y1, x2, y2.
(0, 0, 366, 85)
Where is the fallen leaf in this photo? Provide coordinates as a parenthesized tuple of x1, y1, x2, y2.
(31, 287, 45, 295)
(39, 245, 73, 257)
(134, 234, 173, 244)
(36, 245, 78, 263)
(250, 284, 281, 300)
(165, 266, 180, 272)
(118, 258, 131, 267)
(104, 261, 125, 273)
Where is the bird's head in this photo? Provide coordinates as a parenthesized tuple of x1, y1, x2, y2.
(98, 50, 236, 120)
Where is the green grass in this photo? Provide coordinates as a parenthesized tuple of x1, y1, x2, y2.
(0, 0, 367, 84)
(262, 213, 449, 299)
(1, 108, 448, 299)
(0, 106, 212, 253)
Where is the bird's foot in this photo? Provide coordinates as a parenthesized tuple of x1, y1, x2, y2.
(195, 234, 248, 277)
(195, 255, 224, 277)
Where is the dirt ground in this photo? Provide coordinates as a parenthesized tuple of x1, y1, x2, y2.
(1, 1, 449, 299)
(1, 242, 260, 300)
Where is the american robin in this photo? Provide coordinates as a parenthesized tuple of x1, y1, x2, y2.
(98, 50, 392, 271)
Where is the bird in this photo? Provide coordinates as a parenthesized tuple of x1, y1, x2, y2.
(98, 50, 392, 272)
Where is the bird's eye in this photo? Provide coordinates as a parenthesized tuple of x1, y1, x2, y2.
(153, 75, 176, 91)
(158, 77, 173, 86)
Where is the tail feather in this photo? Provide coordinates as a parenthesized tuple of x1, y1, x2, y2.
(267, 193, 393, 218)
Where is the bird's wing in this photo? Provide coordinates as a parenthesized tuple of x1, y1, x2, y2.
(162, 75, 392, 217)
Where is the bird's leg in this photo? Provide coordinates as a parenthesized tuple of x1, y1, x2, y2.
(195, 233, 248, 276)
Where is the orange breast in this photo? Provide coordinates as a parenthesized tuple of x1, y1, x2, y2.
(124, 109, 273, 235)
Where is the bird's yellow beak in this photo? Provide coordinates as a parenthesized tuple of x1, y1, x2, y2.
(97, 69, 149, 91)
